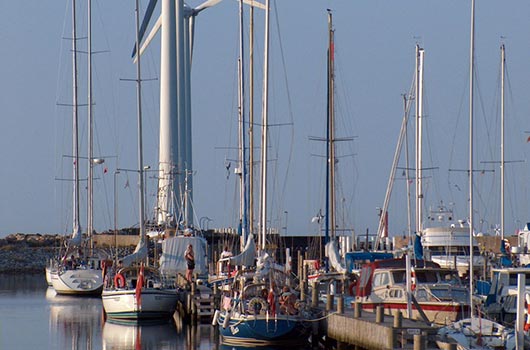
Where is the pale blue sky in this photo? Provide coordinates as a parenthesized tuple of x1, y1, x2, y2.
(2, 1, 530, 239)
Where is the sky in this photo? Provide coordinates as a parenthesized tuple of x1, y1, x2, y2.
(2, 1, 530, 240)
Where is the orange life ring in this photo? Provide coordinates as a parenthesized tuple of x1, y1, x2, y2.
(114, 273, 126, 288)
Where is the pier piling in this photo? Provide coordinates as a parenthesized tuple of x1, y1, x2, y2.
(337, 295, 344, 314)
(354, 301, 362, 318)
(375, 305, 384, 323)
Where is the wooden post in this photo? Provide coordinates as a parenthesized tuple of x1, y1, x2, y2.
(326, 292, 334, 312)
(300, 281, 306, 302)
(297, 250, 302, 279)
(337, 295, 344, 314)
(375, 305, 384, 323)
(413, 334, 424, 350)
(393, 310, 402, 328)
(354, 301, 362, 318)
(311, 284, 319, 308)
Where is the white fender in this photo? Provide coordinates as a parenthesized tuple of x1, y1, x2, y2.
(212, 310, 220, 326)
(222, 313, 231, 329)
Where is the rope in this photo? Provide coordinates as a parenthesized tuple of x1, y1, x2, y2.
(301, 311, 338, 322)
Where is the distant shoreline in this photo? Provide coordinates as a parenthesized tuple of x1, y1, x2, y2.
(0, 233, 139, 274)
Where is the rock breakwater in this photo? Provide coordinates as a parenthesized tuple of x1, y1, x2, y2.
(0, 233, 62, 273)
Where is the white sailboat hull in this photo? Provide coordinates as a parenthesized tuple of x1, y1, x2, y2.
(102, 288, 178, 321)
(50, 268, 103, 295)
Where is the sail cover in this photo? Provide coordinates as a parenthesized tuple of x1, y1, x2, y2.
(226, 234, 256, 266)
(120, 237, 148, 267)
(326, 240, 346, 273)
(159, 236, 207, 276)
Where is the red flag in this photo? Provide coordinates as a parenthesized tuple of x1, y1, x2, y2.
(527, 136, 530, 143)
(267, 289, 276, 316)
(135, 264, 144, 309)
(103, 167, 108, 174)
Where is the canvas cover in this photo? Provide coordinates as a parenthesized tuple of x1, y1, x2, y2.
(159, 236, 207, 276)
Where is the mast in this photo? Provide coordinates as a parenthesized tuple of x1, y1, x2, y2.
(135, 0, 146, 250)
(259, 0, 270, 252)
(468, 0, 475, 319)
(500, 43, 505, 240)
(87, 0, 94, 249)
(248, 0, 255, 238)
(324, 10, 334, 256)
(328, 10, 336, 243)
(71, 0, 81, 239)
(415, 45, 424, 237)
(238, 0, 248, 248)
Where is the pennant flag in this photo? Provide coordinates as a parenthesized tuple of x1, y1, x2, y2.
(527, 136, 530, 143)
(103, 167, 108, 174)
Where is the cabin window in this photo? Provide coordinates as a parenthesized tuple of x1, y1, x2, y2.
(392, 271, 406, 284)
(373, 272, 390, 288)
(508, 274, 530, 286)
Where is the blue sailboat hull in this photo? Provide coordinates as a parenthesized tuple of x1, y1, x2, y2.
(217, 313, 309, 346)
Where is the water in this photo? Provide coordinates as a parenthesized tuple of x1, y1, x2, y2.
(0, 275, 316, 350)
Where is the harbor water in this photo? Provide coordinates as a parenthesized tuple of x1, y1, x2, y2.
(0, 274, 316, 350)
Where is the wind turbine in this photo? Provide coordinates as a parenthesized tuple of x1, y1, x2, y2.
(132, 0, 223, 227)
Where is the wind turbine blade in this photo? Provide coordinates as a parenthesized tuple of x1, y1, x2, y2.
(132, 0, 159, 58)
(243, 0, 266, 10)
(134, 15, 162, 64)
(194, 0, 223, 14)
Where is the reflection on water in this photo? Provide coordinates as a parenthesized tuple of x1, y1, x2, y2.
(103, 321, 178, 349)
(0, 275, 316, 350)
(47, 287, 103, 349)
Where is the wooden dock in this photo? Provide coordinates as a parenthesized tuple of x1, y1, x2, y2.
(179, 284, 217, 324)
(323, 302, 446, 350)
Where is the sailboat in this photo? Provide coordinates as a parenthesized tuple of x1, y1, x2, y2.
(101, 0, 178, 322)
(306, 11, 351, 302)
(437, 2, 525, 349)
(214, 1, 311, 346)
(48, 0, 105, 296)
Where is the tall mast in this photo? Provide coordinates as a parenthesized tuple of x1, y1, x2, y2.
(71, 0, 81, 238)
(135, 0, 146, 249)
(468, 0, 475, 319)
(328, 10, 336, 243)
(324, 10, 334, 254)
(415, 45, 424, 237)
(87, 0, 94, 249)
(248, 0, 255, 237)
(500, 43, 505, 240)
(259, 0, 270, 252)
(238, 0, 247, 248)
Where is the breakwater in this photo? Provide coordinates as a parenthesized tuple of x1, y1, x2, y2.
(0, 233, 61, 273)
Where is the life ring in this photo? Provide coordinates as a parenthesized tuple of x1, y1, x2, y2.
(248, 297, 268, 314)
(114, 273, 126, 288)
